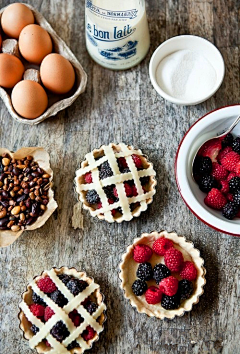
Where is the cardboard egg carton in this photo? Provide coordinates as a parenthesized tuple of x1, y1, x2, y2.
(0, 3, 87, 125)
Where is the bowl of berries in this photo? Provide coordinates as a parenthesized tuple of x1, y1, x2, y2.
(175, 105, 240, 236)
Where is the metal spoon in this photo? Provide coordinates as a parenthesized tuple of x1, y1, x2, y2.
(192, 115, 240, 180)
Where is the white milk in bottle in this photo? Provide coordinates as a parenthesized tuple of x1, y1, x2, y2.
(85, 0, 150, 70)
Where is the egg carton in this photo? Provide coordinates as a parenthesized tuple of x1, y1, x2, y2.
(0, 3, 87, 125)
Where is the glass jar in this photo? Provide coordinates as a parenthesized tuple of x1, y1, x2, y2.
(85, 0, 150, 70)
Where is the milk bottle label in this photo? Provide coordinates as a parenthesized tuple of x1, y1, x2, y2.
(85, 0, 150, 69)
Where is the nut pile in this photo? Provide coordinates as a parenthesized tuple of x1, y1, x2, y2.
(0, 153, 50, 231)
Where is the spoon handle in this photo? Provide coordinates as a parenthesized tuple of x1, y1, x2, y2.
(220, 115, 240, 137)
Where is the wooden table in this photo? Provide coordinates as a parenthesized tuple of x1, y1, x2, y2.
(0, 1, 239, 353)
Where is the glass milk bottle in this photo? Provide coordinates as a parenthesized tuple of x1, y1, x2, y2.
(85, 0, 150, 70)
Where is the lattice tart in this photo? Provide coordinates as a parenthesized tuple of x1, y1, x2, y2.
(19, 267, 106, 353)
(119, 231, 206, 319)
(75, 143, 157, 223)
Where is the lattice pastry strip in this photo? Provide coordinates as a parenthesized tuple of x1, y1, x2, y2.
(19, 268, 106, 354)
(75, 143, 157, 223)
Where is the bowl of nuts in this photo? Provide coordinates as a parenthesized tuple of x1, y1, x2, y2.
(0, 147, 58, 247)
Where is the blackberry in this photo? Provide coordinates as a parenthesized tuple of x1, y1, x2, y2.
(0, 158, 4, 174)
(178, 280, 194, 300)
(222, 202, 239, 220)
(32, 291, 46, 306)
(161, 294, 180, 310)
(131, 279, 147, 296)
(153, 263, 171, 284)
(232, 137, 240, 153)
(130, 202, 140, 212)
(67, 279, 88, 296)
(193, 156, 212, 176)
(198, 175, 217, 193)
(221, 133, 234, 148)
(127, 179, 135, 186)
(140, 176, 150, 186)
(103, 185, 116, 200)
(122, 167, 131, 174)
(67, 341, 80, 350)
(86, 190, 100, 204)
(31, 324, 39, 335)
(99, 161, 113, 179)
(50, 321, 70, 342)
(136, 262, 153, 281)
(85, 302, 98, 314)
(229, 177, 240, 193)
(233, 190, 240, 206)
(50, 290, 68, 307)
(58, 274, 72, 285)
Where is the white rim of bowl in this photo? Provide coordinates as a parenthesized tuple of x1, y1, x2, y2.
(149, 35, 225, 105)
(175, 104, 240, 237)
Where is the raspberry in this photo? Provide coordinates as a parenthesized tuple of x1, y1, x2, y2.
(44, 306, 55, 321)
(221, 133, 234, 148)
(132, 279, 147, 296)
(45, 341, 51, 347)
(180, 261, 198, 281)
(145, 286, 162, 304)
(211, 162, 228, 181)
(235, 162, 240, 176)
(164, 248, 183, 272)
(220, 151, 240, 171)
(217, 146, 233, 163)
(86, 190, 100, 204)
(198, 175, 217, 193)
(229, 176, 240, 193)
(117, 157, 128, 170)
(227, 172, 237, 181)
(153, 263, 171, 284)
(124, 182, 132, 197)
(226, 193, 234, 201)
(161, 294, 180, 310)
(133, 244, 153, 263)
(132, 185, 138, 196)
(136, 262, 153, 281)
(199, 139, 222, 162)
(97, 202, 102, 209)
(69, 310, 83, 326)
(219, 180, 229, 194)
(84, 172, 92, 184)
(222, 202, 239, 220)
(82, 326, 95, 341)
(50, 321, 70, 342)
(204, 188, 227, 210)
(37, 276, 57, 294)
(152, 237, 173, 256)
(232, 137, 240, 154)
(178, 279, 194, 300)
(113, 187, 118, 198)
(132, 154, 142, 169)
(29, 304, 45, 318)
(159, 276, 179, 296)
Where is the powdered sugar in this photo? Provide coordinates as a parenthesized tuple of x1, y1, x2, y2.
(156, 49, 217, 102)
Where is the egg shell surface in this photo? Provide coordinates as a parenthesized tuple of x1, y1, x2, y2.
(0, 53, 24, 89)
(1, 3, 34, 39)
(40, 53, 76, 94)
(11, 80, 48, 119)
(19, 24, 52, 64)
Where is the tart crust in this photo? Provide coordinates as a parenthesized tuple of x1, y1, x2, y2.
(75, 143, 157, 223)
(19, 267, 106, 354)
(0, 147, 58, 248)
(119, 231, 206, 319)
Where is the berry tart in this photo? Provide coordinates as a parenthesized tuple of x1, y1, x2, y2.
(19, 267, 106, 353)
(193, 133, 240, 220)
(0, 147, 57, 247)
(75, 143, 156, 223)
(119, 231, 206, 319)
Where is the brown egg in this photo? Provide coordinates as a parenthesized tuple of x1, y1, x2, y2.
(0, 53, 24, 89)
(19, 24, 52, 64)
(11, 80, 48, 119)
(1, 3, 34, 39)
(40, 53, 75, 94)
